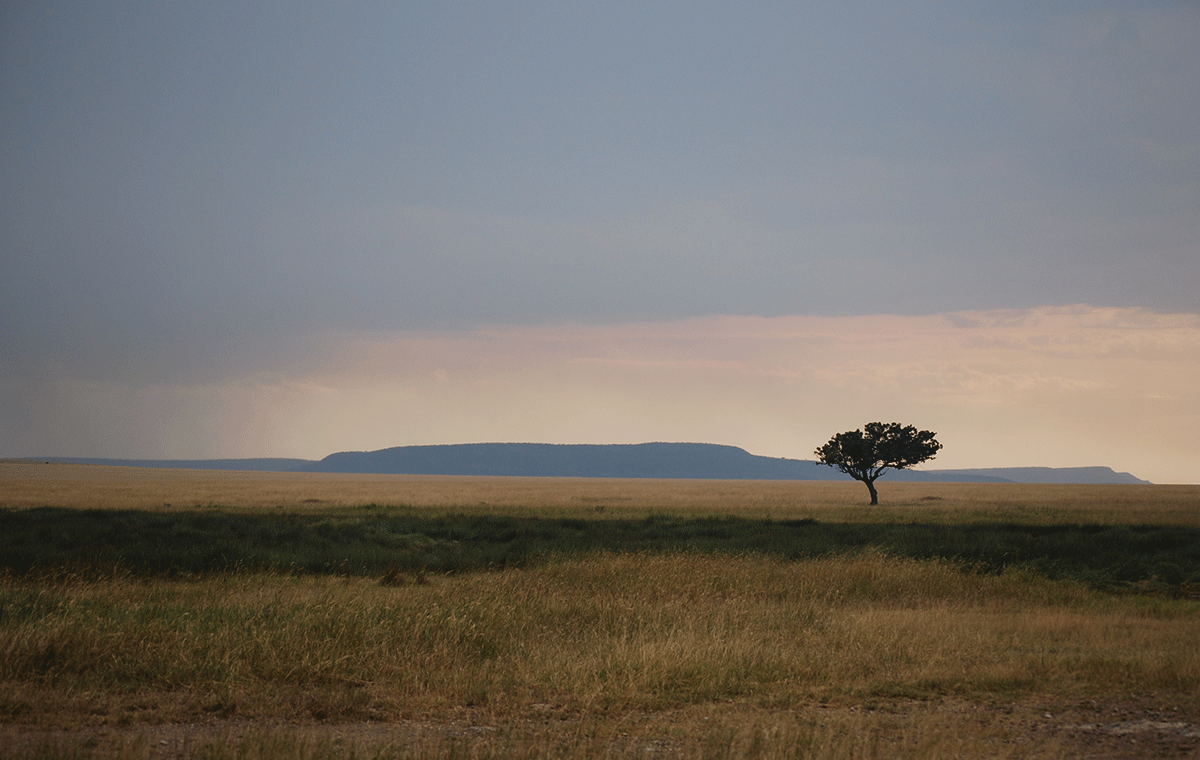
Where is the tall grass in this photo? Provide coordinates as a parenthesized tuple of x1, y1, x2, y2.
(3, 553, 1197, 729)
(2, 708, 1080, 760)
(3, 466, 1199, 758)
(5, 505, 1199, 594)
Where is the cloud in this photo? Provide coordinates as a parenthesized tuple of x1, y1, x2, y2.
(3, 306, 1195, 483)
(2, 4, 1197, 485)
(4, 3, 1197, 365)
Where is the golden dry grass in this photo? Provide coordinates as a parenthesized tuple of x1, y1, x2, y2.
(2, 463, 1200, 758)
(3, 461, 1198, 525)
(3, 554, 1199, 755)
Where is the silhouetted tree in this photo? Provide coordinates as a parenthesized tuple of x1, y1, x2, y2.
(815, 422, 942, 505)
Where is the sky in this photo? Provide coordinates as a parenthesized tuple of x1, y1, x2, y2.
(2, 2, 1197, 483)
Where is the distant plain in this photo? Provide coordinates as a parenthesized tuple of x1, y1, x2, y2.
(1, 463, 1198, 759)
(1, 461, 1193, 522)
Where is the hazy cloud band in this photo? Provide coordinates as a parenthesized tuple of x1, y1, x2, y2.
(3, 306, 1196, 484)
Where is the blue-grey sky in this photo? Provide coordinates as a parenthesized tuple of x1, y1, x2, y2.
(2, 2, 1197, 481)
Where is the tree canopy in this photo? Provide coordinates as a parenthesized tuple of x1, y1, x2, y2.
(815, 422, 942, 504)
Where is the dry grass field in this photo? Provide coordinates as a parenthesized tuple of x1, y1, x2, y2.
(4, 460, 1199, 524)
(2, 462, 1199, 759)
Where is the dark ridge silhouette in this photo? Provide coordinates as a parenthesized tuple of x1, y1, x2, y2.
(932, 466, 1150, 485)
(14, 445, 1152, 484)
(297, 443, 1151, 483)
(301, 442, 830, 479)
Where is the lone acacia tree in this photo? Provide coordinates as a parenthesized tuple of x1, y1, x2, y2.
(815, 422, 942, 505)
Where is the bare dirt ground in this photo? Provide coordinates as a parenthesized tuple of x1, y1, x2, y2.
(4, 699, 1199, 759)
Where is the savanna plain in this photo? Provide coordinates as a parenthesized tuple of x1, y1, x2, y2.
(2, 462, 1199, 759)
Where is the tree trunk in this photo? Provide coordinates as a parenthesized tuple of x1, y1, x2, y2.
(866, 479, 879, 505)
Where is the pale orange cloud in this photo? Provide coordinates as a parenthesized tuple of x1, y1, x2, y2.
(39, 306, 1199, 483)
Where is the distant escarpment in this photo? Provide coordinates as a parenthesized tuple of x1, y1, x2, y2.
(297, 443, 1150, 484)
(23, 444, 1150, 483)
